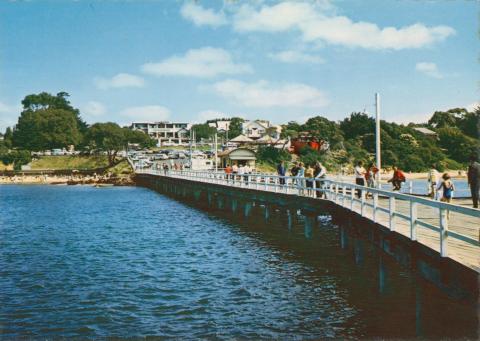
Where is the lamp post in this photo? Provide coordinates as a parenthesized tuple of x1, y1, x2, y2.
(375, 93, 382, 188)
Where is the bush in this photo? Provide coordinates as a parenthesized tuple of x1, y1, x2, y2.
(257, 146, 291, 166)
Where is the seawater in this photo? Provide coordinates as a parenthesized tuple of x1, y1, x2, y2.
(0, 185, 477, 339)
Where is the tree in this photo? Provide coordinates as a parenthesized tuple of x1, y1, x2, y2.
(303, 116, 344, 148)
(1, 150, 31, 171)
(86, 123, 126, 165)
(3, 127, 13, 148)
(124, 128, 157, 148)
(340, 112, 375, 139)
(191, 123, 217, 142)
(21, 91, 87, 133)
(228, 117, 244, 139)
(13, 108, 82, 151)
(457, 108, 480, 139)
(437, 127, 480, 163)
(428, 110, 462, 128)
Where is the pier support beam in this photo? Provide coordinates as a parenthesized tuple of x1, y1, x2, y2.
(243, 202, 252, 218)
(231, 198, 238, 214)
(303, 213, 316, 239)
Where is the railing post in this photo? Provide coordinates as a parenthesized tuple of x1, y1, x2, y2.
(373, 193, 378, 223)
(389, 196, 396, 231)
(342, 186, 346, 207)
(265, 176, 268, 191)
(274, 177, 278, 193)
(410, 201, 417, 241)
(439, 208, 448, 257)
(409, 181, 413, 194)
(334, 184, 339, 204)
(312, 179, 316, 198)
(350, 185, 354, 210)
(360, 189, 365, 216)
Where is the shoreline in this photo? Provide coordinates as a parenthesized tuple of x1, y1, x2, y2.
(0, 174, 134, 186)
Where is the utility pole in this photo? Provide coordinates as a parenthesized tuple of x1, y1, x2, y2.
(214, 132, 218, 171)
(375, 93, 382, 187)
(189, 128, 193, 169)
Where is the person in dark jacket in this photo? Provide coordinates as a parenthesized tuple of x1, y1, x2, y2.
(277, 161, 286, 185)
(467, 154, 480, 208)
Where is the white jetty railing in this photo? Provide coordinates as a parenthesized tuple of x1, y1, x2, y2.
(137, 168, 480, 259)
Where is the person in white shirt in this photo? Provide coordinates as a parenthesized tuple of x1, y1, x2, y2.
(354, 161, 366, 198)
(428, 165, 439, 199)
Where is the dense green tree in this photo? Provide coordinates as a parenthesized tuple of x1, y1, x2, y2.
(21, 91, 87, 133)
(303, 116, 344, 148)
(427, 109, 464, 128)
(1, 150, 31, 171)
(437, 127, 479, 164)
(257, 146, 291, 166)
(124, 128, 157, 148)
(340, 112, 375, 139)
(13, 108, 82, 151)
(457, 109, 480, 139)
(228, 117, 244, 139)
(86, 123, 126, 165)
(3, 127, 13, 148)
(191, 123, 217, 142)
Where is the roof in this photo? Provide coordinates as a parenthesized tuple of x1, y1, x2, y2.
(414, 127, 437, 135)
(256, 135, 274, 142)
(218, 148, 256, 160)
(229, 134, 253, 143)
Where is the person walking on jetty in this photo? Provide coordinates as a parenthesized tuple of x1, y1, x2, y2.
(437, 173, 455, 218)
(388, 166, 406, 191)
(297, 162, 305, 195)
(305, 164, 315, 196)
(290, 161, 299, 185)
(277, 160, 286, 185)
(366, 163, 378, 188)
(354, 161, 366, 198)
(225, 164, 232, 180)
(314, 161, 327, 198)
(467, 155, 480, 208)
(428, 164, 439, 199)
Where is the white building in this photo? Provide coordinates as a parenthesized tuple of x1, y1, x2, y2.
(208, 120, 231, 133)
(241, 120, 282, 140)
(131, 121, 192, 146)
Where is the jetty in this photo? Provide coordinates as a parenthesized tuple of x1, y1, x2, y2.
(134, 168, 480, 300)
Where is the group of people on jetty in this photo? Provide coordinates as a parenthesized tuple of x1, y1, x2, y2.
(217, 155, 480, 209)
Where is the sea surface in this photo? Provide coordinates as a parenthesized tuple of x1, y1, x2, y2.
(0, 185, 477, 339)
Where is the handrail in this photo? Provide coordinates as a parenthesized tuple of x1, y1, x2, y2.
(135, 167, 480, 257)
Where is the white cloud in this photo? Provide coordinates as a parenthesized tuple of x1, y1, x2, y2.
(180, 2, 227, 28)
(268, 50, 324, 64)
(141, 47, 252, 78)
(232, 2, 455, 50)
(94, 73, 145, 90)
(119, 105, 170, 122)
(209, 79, 329, 108)
(415, 62, 443, 78)
(83, 101, 106, 117)
(197, 110, 228, 122)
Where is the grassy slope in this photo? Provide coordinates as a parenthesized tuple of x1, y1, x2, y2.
(30, 156, 110, 170)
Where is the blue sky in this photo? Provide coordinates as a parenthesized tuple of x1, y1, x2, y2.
(0, 0, 478, 131)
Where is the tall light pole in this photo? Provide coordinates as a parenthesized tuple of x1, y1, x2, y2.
(214, 132, 218, 172)
(375, 93, 382, 187)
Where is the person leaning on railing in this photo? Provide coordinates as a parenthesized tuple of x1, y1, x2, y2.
(467, 154, 480, 208)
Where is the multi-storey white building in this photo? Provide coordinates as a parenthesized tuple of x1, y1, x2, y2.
(130, 122, 192, 146)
